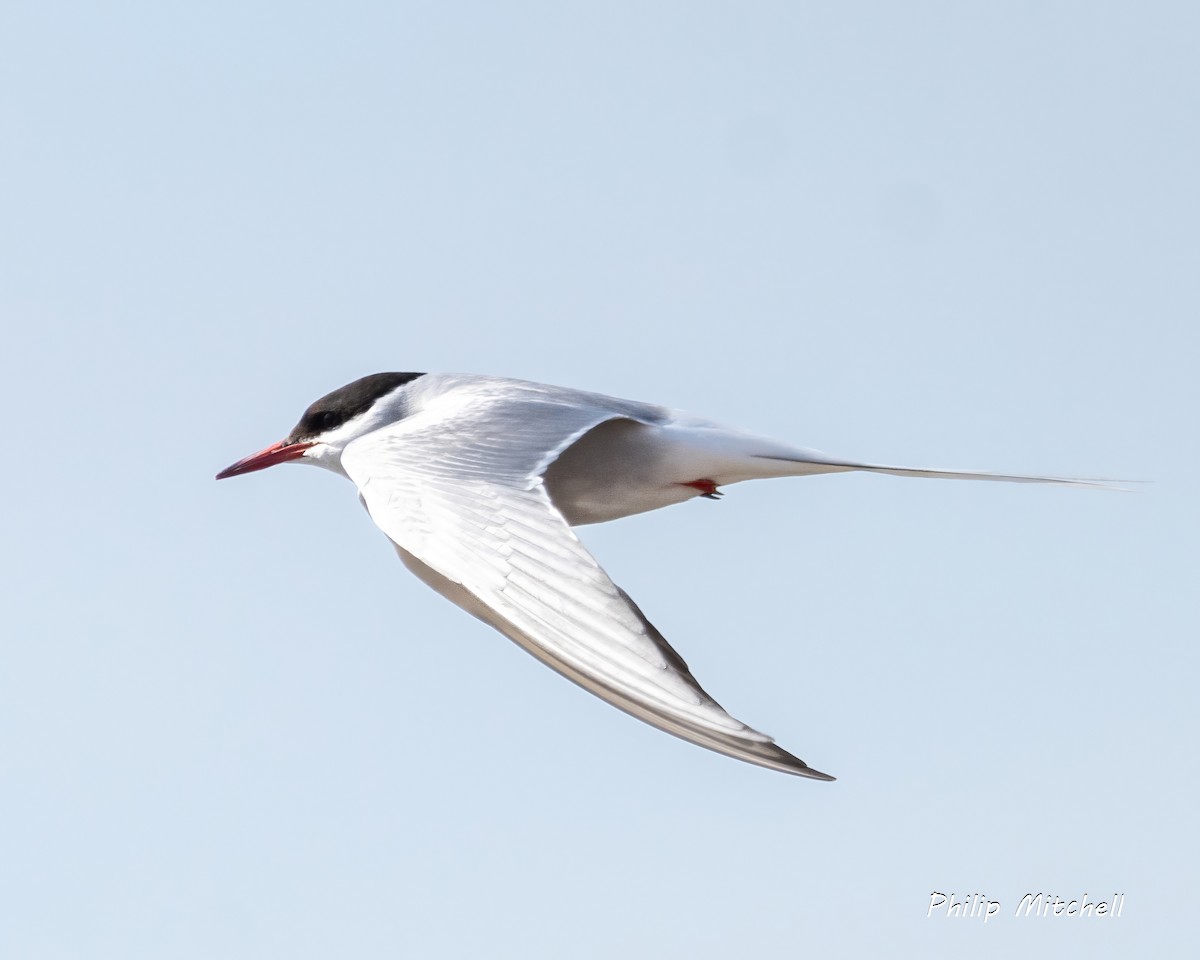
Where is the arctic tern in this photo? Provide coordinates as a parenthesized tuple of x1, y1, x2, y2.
(216, 372, 1088, 780)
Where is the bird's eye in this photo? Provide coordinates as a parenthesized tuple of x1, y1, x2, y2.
(308, 410, 342, 432)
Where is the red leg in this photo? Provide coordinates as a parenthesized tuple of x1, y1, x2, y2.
(682, 479, 722, 499)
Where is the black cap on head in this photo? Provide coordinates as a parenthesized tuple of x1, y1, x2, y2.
(287, 372, 425, 441)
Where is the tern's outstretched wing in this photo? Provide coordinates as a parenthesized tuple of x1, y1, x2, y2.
(340, 386, 832, 780)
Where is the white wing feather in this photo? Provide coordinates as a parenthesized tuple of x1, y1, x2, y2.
(341, 386, 832, 779)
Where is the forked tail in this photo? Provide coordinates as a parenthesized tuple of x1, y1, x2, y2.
(747, 444, 1118, 487)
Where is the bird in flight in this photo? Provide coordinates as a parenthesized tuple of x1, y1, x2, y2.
(217, 373, 1087, 780)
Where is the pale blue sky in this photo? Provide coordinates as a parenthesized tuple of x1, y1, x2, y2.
(2, 2, 1196, 957)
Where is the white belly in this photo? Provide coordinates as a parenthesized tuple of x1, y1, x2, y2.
(541, 419, 758, 525)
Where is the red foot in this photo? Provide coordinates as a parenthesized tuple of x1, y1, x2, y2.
(682, 478, 720, 497)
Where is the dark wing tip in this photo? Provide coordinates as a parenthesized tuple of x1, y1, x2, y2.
(772, 747, 836, 781)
